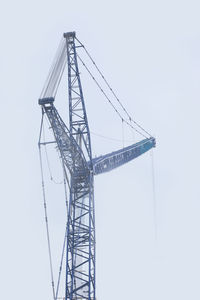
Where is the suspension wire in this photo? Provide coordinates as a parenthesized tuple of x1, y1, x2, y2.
(42, 124, 53, 180)
(122, 119, 124, 148)
(55, 154, 70, 300)
(39, 112, 70, 300)
(43, 112, 70, 190)
(40, 38, 63, 98)
(90, 130, 135, 143)
(38, 108, 44, 144)
(42, 115, 63, 185)
(129, 122, 135, 143)
(55, 224, 67, 300)
(61, 165, 69, 210)
(53, 143, 70, 299)
(75, 37, 152, 137)
(40, 38, 67, 99)
(39, 144, 68, 300)
(55, 159, 71, 300)
(39, 145, 56, 300)
(151, 149, 157, 241)
(76, 53, 148, 139)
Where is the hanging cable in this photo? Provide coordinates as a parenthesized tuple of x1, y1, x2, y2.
(55, 160, 69, 300)
(77, 53, 148, 139)
(62, 171, 69, 210)
(129, 123, 135, 143)
(55, 224, 67, 300)
(75, 37, 152, 137)
(39, 112, 70, 300)
(54, 148, 70, 299)
(40, 38, 67, 99)
(122, 119, 124, 148)
(90, 130, 135, 143)
(39, 145, 56, 300)
(151, 149, 157, 241)
(42, 117, 63, 184)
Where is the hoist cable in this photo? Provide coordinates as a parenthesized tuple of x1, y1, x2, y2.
(40, 38, 64, 98)
(75, 37, 152, 137)
(38, 109, 44, 145)
(61, 162, 70, 210)
(77, 53, 148, 139)
(129, 122, 135, 143)
(122, 119, 125, 148)
(55, 225, 67, 300)
(42, 124, 53, 180)
(90, 130, 135, 143)
(151, 149, 157, 241)
(39, 145, 56, 300)
(55, 157, 69, 300)
(40, 39, 67, 99)
(58, 154, 70, 191)
(42, 114, 64, 184)
(39, 113, 70, 300)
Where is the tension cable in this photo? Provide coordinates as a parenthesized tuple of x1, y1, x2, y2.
(39, 145, 56, 300)
(90, 130, 135, 143)
(76, 37, 152, 138)
(77, 53, 148, 139)
(39, 113, 70, 300)
(151, 149, 157, 241)
(42, 115, 63, 185)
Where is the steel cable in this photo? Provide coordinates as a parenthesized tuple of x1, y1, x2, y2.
(75, 37, 152, 137)
(40, 38, 67, 99)
(55, 224, 67, 300)
(151, 150, 157, 241)
(42, 121, 63, 184)
(39, 145, 56, 300)
(39, 114, 70, 300)
(55, 161, 69, 300)
(77, 53, 148, 139)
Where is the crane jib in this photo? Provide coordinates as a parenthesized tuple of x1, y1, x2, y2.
(39, 101, 89, 175)
(92, 137, 156, 175)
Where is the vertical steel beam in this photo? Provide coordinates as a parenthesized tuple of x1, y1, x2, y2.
(64, 32, 92, 162)
(64, 32, 95, 300)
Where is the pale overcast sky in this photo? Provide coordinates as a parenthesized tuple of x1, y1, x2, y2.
(0, 1, 200, 299)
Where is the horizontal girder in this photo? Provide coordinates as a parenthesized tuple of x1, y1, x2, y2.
(92, 137, 156, 175)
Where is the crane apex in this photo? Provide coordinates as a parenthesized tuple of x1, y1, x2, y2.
(38, 97, 54, 105)
(63, 31, 76, 38)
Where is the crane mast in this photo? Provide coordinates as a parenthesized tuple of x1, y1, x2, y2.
(65, 32, 95, 300)
(65, 32, 92, 161)
(38, 31, 156, 300)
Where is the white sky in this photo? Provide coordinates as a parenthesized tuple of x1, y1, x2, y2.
(0, 0, 200, 299)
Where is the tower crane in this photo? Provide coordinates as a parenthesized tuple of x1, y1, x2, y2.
(38, 31, 156, 300)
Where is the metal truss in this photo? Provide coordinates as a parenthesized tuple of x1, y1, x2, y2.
(65, 32, 92, 162)
(38, 31, 156, 300)
(64, 32, 95, 300)
(92, 137, 156, 175)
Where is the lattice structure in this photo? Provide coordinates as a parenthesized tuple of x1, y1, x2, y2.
(38, 31, 156, 300)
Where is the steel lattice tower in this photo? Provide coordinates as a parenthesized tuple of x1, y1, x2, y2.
(38, 31, 156, 300)
(65, 32, 95, 300)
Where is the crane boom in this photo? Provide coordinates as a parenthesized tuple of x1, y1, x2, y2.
(92, 137, 155, 175)
(39, 99, 88, 174)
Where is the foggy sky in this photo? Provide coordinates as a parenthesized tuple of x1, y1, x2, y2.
(0, 1, 200, 299)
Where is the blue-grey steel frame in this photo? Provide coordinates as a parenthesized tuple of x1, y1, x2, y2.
(92, 137, 155, 175)
(38, 31, 156, 300)
(64, 32, 95, 300)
